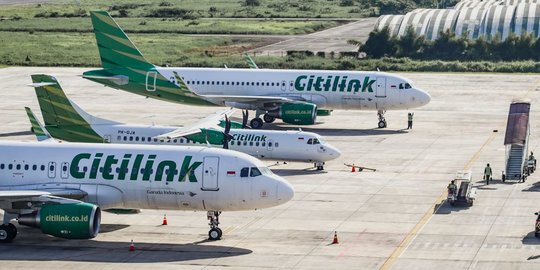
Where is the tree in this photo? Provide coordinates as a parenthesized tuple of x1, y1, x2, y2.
(359, 27, 397, 58)
(395, 26, 424, 58)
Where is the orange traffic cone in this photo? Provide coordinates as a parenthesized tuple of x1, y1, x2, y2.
(162, 214, 168, 225)
(129, 240, 135, 251)
(351, 164, 356, 173)
(332, 231, 339, 244)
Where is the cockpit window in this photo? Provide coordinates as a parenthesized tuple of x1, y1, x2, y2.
(399, 83, 404, 89)
(250, 167, 261, 177)
(240, 167, 249, 178)
(259, 167, 272, 175)
(307, 138, 313, 145)
(313, 138, 320, 144)
(404, 83, 411, 89)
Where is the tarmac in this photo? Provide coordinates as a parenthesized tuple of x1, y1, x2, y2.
(0, 67, 539, 269)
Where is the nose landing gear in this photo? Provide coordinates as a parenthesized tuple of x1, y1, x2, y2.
(377, 110, 387, 128)
(207, 211, 222, 240)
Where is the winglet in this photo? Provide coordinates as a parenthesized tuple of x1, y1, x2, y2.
(244, 53, 259, 69)
(24, 107, 52, 142)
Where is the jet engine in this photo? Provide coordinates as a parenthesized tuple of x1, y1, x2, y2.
(18, 203, 101, 239)
(267, 103, 317, 125)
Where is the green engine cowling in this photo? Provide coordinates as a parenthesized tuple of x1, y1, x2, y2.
(18, 203, 101, 239)
(272, 103, 317, 125)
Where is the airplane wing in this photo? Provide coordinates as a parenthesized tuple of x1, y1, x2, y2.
(0, 190, 85, 205)
(154, 108, 235, 140)
(199, 94, 308, 106)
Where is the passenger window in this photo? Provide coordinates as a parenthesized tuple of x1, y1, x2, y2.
(49, 165, 54, 171)
(268, 142, 272, 147)
(271, 83, 275, 86)
(250, 167, 261, 177)
(0, 164, 4, 169)
(154, 138, 158, 142)
(32, 164, 37, 170)
(226, 82, 230, 85)
(24, 164, 29, 170)
(251, 82, 255, 86)
(249, 142, 253, 146)
(123, 136, 127, 141)
(40, 165, 45, 171)
(241, 167, 249, 177)
(307, 138, 313, 145)
(117, 136, 121, 140)
(262, 142, 266, 147)
(241, 82, 245, 86)
(142, 137, 145, 142)
(135, 137, 139, 141)
(256, 142, 259, 146)
(256, 82, 260, 86)
(275, 142, 279, 147)
(173, 139, 178, 143)
(129, 136, 133, 141)
(16, 164, 21, 170)
(180, 139, 184, 143)
(243, 141, 247, 146)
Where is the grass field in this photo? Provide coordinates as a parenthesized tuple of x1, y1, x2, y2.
(0, 31, 277, 66)
(0, 17, 341, 35)
(0, 0, 371, 19)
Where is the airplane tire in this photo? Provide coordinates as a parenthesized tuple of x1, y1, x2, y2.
(7, 223, 17, 240)
(263, 114, 275, 123)
(0, 224, 15, 243)
(208, 228, 222, 241)
(378, 121, 387, 128)
(250, 118, 264, 129)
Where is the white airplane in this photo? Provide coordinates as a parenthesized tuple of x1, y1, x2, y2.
(27, 74, 341, 170)
(83, 11, 431, 129)
(0, 141, 294, 242)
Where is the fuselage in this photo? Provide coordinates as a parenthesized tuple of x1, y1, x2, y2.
(151, 68, 431, 110)
(0, 141, 294, 211)
(89, 124, 341, 163)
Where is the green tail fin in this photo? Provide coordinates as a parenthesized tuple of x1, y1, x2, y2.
(30, 74, 105, 143)
(244, 53, 259, 69)
(24, 107, 51, 141)
(90, 11, 153, 69)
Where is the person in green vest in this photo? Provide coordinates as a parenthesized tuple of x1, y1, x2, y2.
(484, 163, 492, 185)
(447, 180, 457, 196)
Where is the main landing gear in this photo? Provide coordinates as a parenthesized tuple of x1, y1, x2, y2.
(0, 223, 17, 243)
(377, 110, 387, 128)
(207, 211, 222, 241)
(244, 109, 272, 130)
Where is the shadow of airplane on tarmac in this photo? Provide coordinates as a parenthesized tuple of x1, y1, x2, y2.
(0, 225, 252, 263)
(0, 131, 33, 138)
(251, 122, 407, 137)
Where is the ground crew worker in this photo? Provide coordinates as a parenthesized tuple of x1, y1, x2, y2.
(484, 163, 492, 185)
(528, 152, 536, 174)
(407, 112, 414, 129)
(447, 180, 457, 195)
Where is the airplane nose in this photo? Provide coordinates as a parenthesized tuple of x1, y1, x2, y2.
(418, 89, 431, 106)
(277, 180, 294, 203)
(330, 146, 341, 158)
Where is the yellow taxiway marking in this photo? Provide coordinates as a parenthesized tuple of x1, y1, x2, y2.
(380, 76, 539, 269)
(380, 132, 497, 270)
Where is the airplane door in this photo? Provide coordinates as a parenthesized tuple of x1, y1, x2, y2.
(47, 162, 56, 179)
(146, 71, 157, 91)
(60, 162, 69, 179)
(281, 80, 286, 91)
(375, 77, 387, 98)
(104, 135, 111, 143)
(267, 139, 274, 151)
(201, 157, 219, 191)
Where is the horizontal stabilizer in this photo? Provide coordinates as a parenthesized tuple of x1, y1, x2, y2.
(81, 75, 129, 85)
